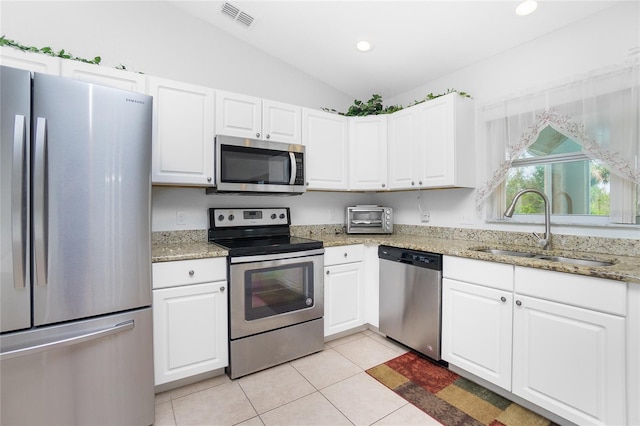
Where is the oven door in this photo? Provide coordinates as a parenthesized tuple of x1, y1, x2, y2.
(229, 249, 324, 340)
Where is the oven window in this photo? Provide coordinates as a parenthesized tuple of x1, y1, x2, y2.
(221, 145, 291, 184)
(244, 262, 314, 320)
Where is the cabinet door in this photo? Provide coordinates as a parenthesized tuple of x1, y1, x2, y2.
(215, 90, 262, 139)
(442, 278, 513, 390)
(512, 295, 626, 426)
(349, 116, 388, 190)
(262, 100, 301, 144)
(153, 282, 228, 385)
(0, 46, 61, 74)
(148, 76, 215, 186)
(302, 108, 349, 190)
(324, 262, 364, 337)
(61, 61, 146, 93)
(415, 97, 454, 188)
(387, 108, 418, 190)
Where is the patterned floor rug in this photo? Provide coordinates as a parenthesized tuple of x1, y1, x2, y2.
(366, 352, 558, 426)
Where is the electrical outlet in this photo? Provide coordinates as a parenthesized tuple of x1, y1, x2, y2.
(176, 211, 187, 225)
(421, 212, 430, 223)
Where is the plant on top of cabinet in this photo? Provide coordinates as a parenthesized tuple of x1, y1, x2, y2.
(1, 35, 101, 65)
(322, 89, 472, 117)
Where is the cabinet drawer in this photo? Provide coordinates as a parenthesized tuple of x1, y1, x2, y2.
(324, 244, 364, 266)
(443, 256, 513, 291)
(152, 258, 227, 289)
(515, 266, 626, 316)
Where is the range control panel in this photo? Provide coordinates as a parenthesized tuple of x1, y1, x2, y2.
(211, 208, 290, 228)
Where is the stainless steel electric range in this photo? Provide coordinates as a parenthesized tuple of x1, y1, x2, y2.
(208, 207, 324, 379)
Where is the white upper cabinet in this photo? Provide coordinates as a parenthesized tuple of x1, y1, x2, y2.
(302, 108, 349, 190)
(415, 93, 475, 188)
(388, 93, 475, 190)
(60, 60, 146, 93)
(349, 115, 388, 191)
(387, 108, 419, 190)
(147, 76, 215, 186)
(216, 90, 301, 144)
(0, 47, 61, 75)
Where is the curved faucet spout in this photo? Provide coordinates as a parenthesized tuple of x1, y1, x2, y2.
(504, 188, 552, 249)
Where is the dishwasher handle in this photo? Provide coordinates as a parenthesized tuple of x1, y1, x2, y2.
(378, 245, 442, 271)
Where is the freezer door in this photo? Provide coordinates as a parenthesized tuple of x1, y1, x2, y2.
(32, 73, 153, 326)
(0, 66, 31, 333)
(0, 307, 154, 425)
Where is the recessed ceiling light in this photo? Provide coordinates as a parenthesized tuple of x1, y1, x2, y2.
(516, 0, 538, 16)
(356, 40, 372, 52)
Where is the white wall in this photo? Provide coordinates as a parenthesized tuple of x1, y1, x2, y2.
(3, 1, 638, 238)
(384, 2, 639, 239)
(0, 1, 352, 110)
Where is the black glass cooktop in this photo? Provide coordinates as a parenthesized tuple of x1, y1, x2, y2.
(211, 235, 323, 257)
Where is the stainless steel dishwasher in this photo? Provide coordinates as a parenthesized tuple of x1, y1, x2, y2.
(378, 245, 443, 361)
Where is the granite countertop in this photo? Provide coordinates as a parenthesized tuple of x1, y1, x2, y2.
(151, 231, 640, 283)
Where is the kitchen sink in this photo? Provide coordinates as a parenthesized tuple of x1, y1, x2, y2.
(533, 255, 615, 267)
(472, 248, 615, 267)
(474, 248, 537, 258)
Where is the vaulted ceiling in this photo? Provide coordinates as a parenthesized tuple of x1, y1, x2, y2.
(169, 1, 621, 100)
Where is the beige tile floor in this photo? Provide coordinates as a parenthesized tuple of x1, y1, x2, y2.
(154, 330, 443, 426)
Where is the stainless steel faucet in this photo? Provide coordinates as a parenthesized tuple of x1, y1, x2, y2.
(504, 188, 552, 249)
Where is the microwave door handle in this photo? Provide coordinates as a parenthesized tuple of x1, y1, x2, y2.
(289, 152, 296, 185)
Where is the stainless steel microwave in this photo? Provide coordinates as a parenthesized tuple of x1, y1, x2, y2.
(210, 135, 306, 195)
(346, 205, 393, 234)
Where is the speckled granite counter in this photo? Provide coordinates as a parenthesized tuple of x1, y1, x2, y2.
(151, 227, 640, 283)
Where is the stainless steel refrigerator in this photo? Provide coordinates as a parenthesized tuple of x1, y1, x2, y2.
(0, 65, 154, 425)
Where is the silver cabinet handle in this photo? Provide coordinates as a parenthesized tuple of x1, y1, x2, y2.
(33, 117, 48, 287)
(188, 270, 195, 276)
(266, 134, 270, 139)
(411, 181, 415, 186)
(381, 183, 386, 188)
(419, 181, 423, 185)
(220, 286, 225, 292)
(500, 296, 507, 302)
(11, 115, 26, 289)
(516, 300, 522, 306)
(344, 253, 348, 257)
(207, 177, 212, 182)
(326, 270, 330, 275)
(0, 320, 134, 361)
(256, 132, 260, 138)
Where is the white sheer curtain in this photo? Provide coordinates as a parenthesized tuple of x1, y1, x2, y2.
(475, 57, 640, 223)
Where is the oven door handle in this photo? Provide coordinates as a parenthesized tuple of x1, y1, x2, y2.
(230, 248, 325, 264)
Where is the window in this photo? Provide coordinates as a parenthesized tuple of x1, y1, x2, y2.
(505, 126, 613, 221)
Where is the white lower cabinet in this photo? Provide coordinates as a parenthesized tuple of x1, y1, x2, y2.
(442, 256, 514, 389)
(442, 256, 628, 426)
(512, 267, 626, 426)
(152, 258, 228, 386)
(324, 245, 365, 337)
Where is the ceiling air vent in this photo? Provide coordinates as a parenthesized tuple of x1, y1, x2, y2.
(221, 2, 254, 28)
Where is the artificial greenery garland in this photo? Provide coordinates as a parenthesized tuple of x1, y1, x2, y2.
(323, 89, 472, 117)
(0, 35, 102, 65)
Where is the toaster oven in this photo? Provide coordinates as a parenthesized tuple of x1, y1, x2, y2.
(346, 205, 393, 234)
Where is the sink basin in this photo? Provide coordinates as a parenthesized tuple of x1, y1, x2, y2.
(472, 248, 615, 267)
(533, 255, 615, 267)
(474, 248, 536, 258)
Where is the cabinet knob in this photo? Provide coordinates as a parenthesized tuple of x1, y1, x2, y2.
(256, 132, 260, 138)
(381, 183, 386, 188)
(326, 270, 330, 275)
(207, 177, 212, 182)
(419, 181, 423, 185)
(344, 253, 348, 257)
(306, 182, 309, 186)
(516, 300, 522, 306)
(220, 286, 225, 292)
(500, 296, 507, 302)
(188, 270, 195, 276)
(266, 134, 270, 139)
(411, 181, 415, 186)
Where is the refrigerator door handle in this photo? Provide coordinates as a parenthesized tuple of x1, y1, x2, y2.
(33, 117, 48, 287)
(0, 320, 134, 361)
(12, 115, 26, 289)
